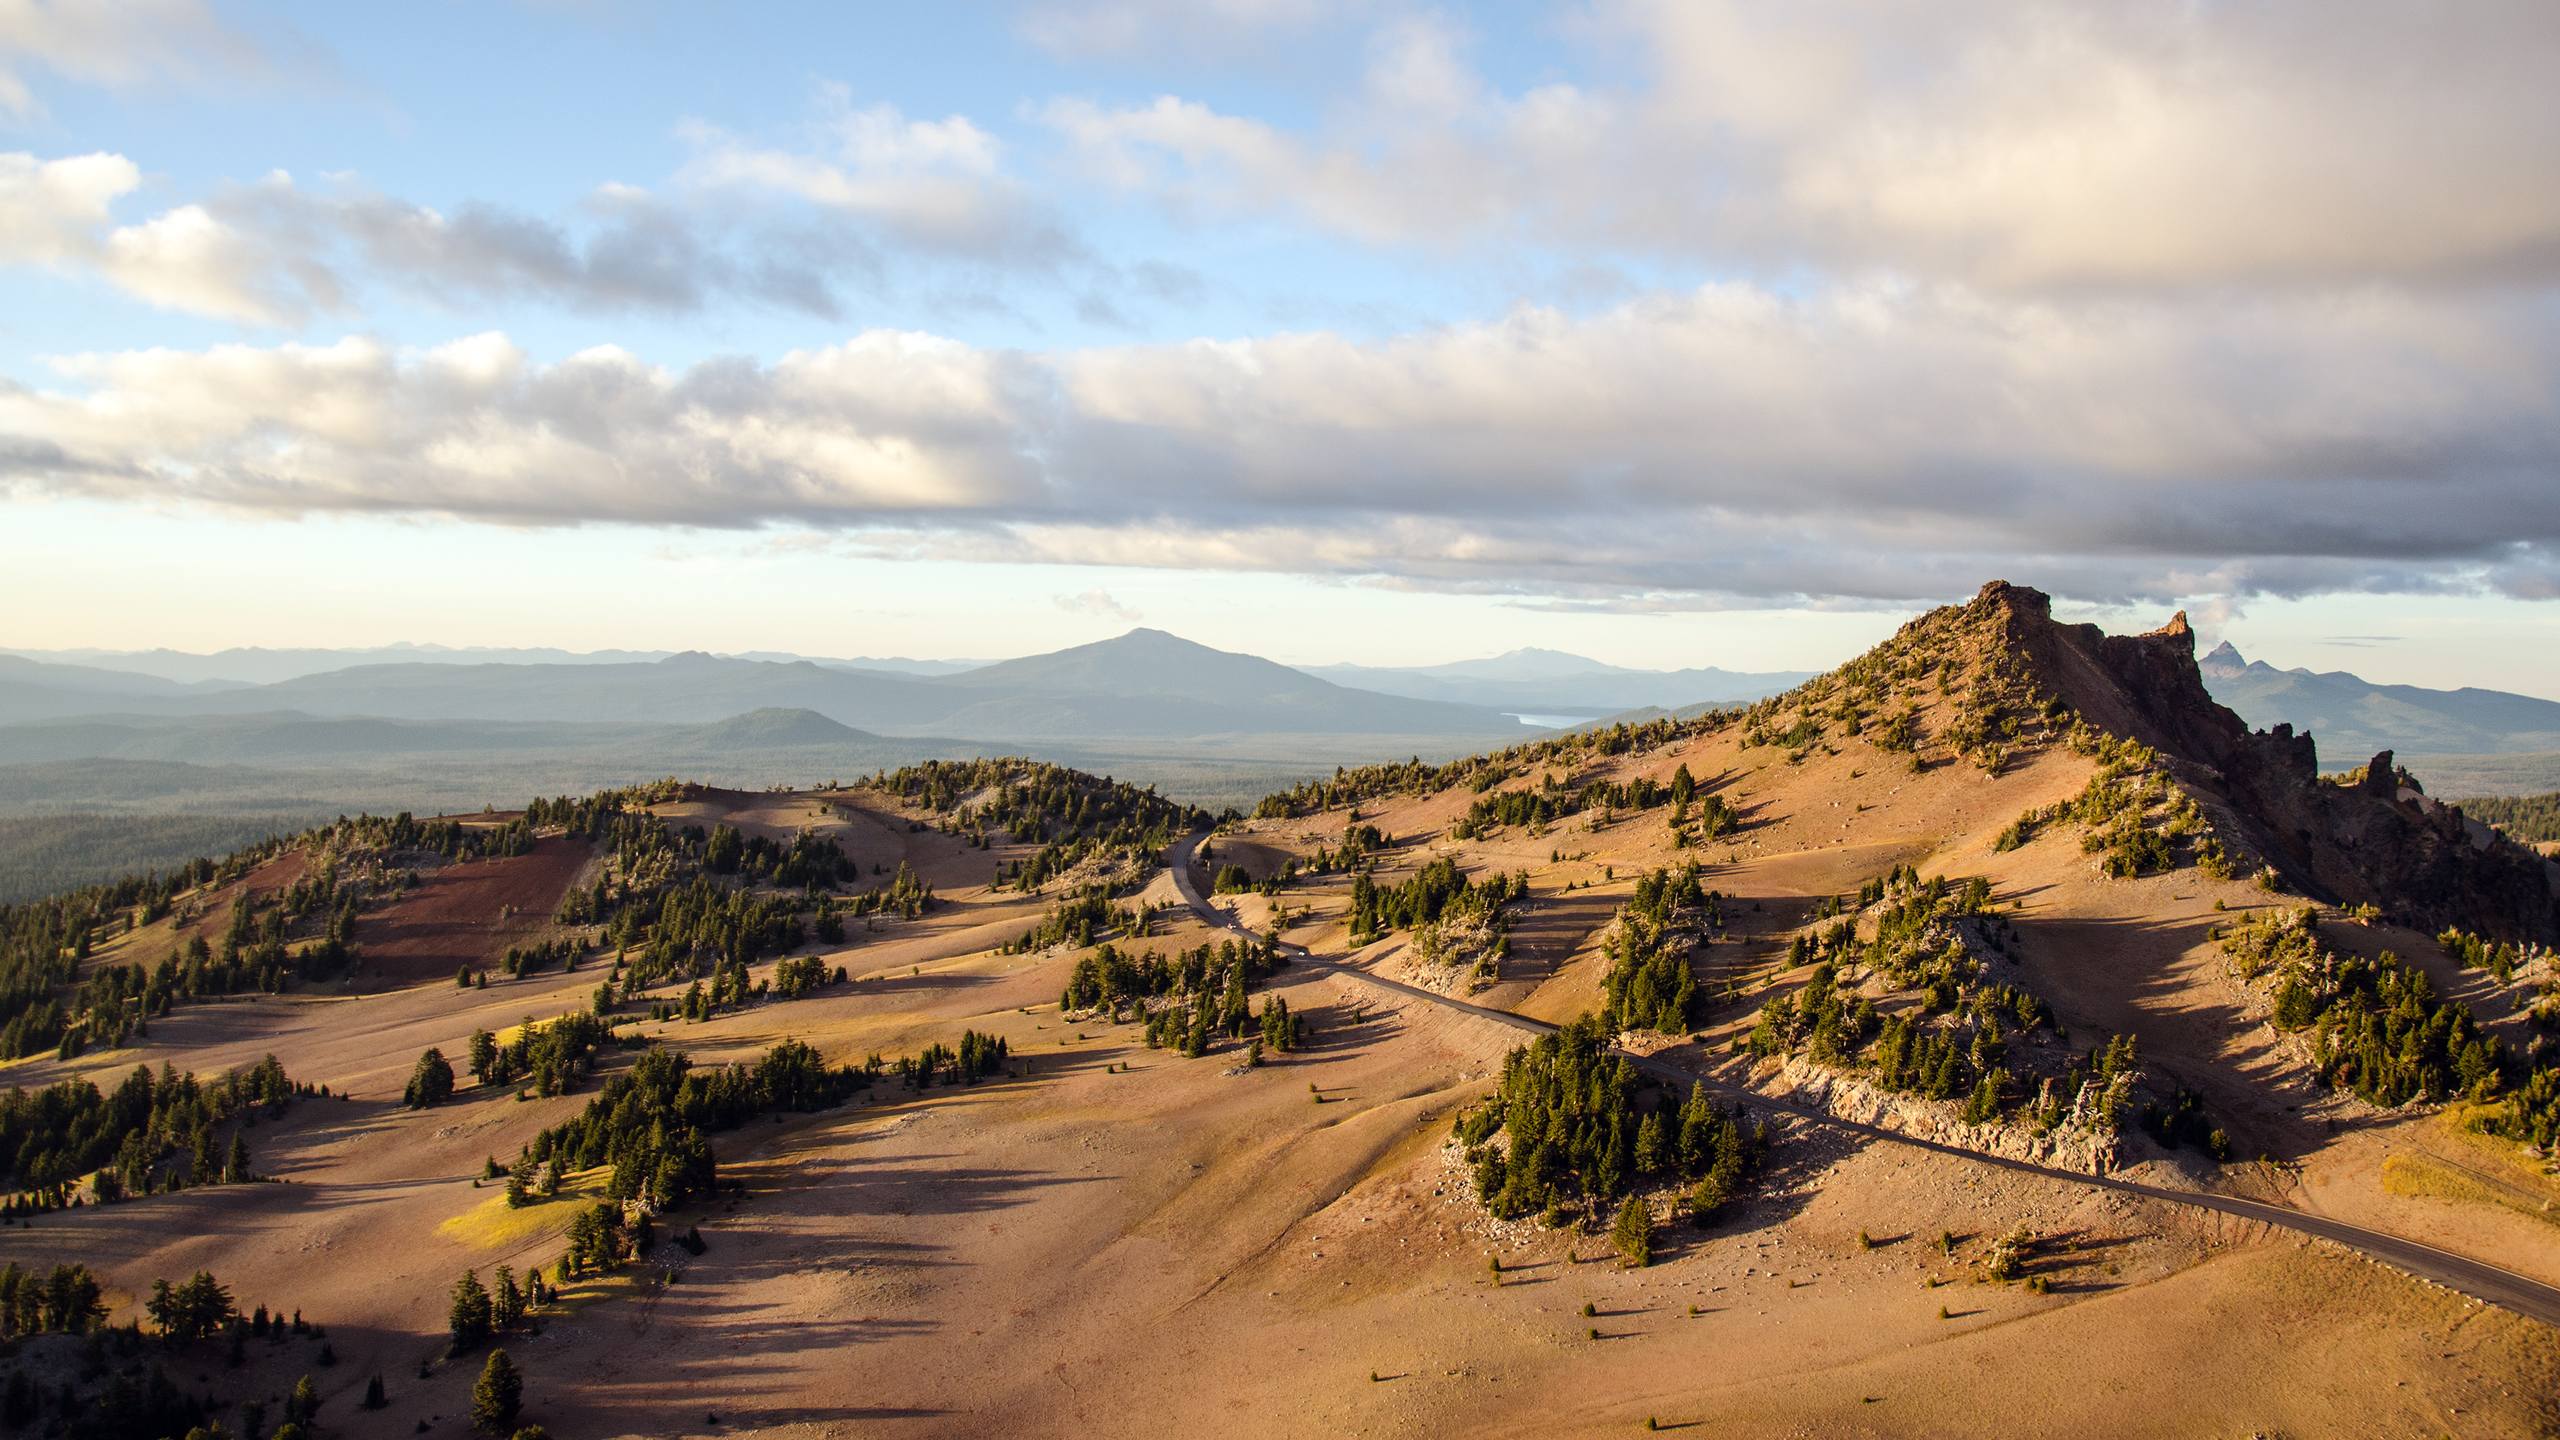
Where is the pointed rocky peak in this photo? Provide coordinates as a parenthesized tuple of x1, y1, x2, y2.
(2200, 640, 2247, 673)
(1967, 579, 2053, 622)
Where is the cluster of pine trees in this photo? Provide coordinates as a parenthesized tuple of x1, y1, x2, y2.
(1448, 765, 1729, 842)
(0, 1262, 104, 1339)
(2225, 909, 2509, 1108)
(467, 1012, 619, 1097)
(1744, 870, 2145, 1134)
(835, 861, 934, 920)
(1006, 889, 1133, 953)
(2, 1056, 298, 1208)
(1456, 1015, 1760, 1223)
(1348, 858, 1523, 945)
(1600, 865, 1720, 1033)
(1054, 936, 1299, 1059)
(0, 1265, 344, 1438)
(515, 1038, 922, 1213)
(604, 871, 805, 991)
(2437, 926, 2551, 986)
(1058, 938, 1280, 1016)
(883, 758, 1210, 890)
(448, 1263, 556, 1354)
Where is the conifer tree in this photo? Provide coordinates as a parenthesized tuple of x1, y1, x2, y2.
(405, 1048, 457, 1109)
(448, 1270, 493, 1354)
(1612, 1196, 1654, 1268)
(472, 1349, 524, 1434)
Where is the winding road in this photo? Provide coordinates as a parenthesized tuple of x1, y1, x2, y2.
(1166, 834, 2560, 1330)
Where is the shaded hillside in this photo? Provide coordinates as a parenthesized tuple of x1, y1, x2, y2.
(1957, 583, 2559, 941)
(2201, 641, 2560, 760)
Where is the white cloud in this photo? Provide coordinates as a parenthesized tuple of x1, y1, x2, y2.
(6, 280, 2557, 607)
(1049, 0, 2560, 290)
(99, 201, 304, 322)
(0, 149, 132, 260)
(0, 0, 281, 118)
(1055, 588, 1140, 621)
(0, 150, 305, 321)
(676, 92, 1075, 267)
(3, 330, 1049, 524)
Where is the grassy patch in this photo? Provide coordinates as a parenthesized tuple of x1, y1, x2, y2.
(436, 1166, 610, 1250)
(2381, 1153, 2560, 1229)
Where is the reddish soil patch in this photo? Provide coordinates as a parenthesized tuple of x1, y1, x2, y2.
(168, 850, 311, 951)
(355, 835, 593, 988)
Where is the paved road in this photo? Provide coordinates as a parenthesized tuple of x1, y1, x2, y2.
(1166, 834, 2560, 1330)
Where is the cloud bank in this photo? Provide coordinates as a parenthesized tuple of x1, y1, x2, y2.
(4, 1, 2560, 614)
(5, 279, 2555, 606)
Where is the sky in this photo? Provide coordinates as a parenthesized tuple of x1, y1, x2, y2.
(3, 1, 2559, 688)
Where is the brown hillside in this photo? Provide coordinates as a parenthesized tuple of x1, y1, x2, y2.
(1959, 580, 2560, 940)
(8, 608, 2560, 1437)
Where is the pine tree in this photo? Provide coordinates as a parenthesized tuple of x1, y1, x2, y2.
(1611, 1196, 1654, 1268)
(492, 1266, 525, 1332)
(472, 1348, 524, 1434)
(287, 1373, 321, 1425)
(224, 1132, 252, 1184)
(448, 1270, 493, 1354)
(405, 1048, 456, 1109)
(362, 1374, 387, 1410)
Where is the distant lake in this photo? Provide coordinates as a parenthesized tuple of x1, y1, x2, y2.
(1508, 712, 1601, 729)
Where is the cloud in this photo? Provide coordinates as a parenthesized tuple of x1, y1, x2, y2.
(675, 90, 1082, 270)
(0, 149, 132, 260)
(0, 0, 294, 118)
(0, 90, 1193, 326)
(6, 278, 2559, 609)
(0, 151, 311, 322)
(1055, 589, 1140, 621)
(0, 150, 955, 323)
(1048, 0, 2560, 290)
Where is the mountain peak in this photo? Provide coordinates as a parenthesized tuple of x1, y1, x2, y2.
(2201, 640, 2247, 671)
(1969, 578, 2053, 621)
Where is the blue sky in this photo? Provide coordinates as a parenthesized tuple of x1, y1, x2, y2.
(5, 1, 2559, 689)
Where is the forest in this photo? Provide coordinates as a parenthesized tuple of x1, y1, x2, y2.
(2455, 791, 2560, 844)
(2, 1054, 300, 1208)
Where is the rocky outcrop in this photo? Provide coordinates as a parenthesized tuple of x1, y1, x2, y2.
(1765, 1056, 2122, 1175)
(1965, 581, 2559, 942)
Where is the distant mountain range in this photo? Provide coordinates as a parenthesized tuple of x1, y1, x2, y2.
(0, 643, 982, 686)
(19, 631, 2560, 775)
(2199, 642, 2560, 764)
(0, 630, 1525, 744)
(1307, 647, 1813, 717)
